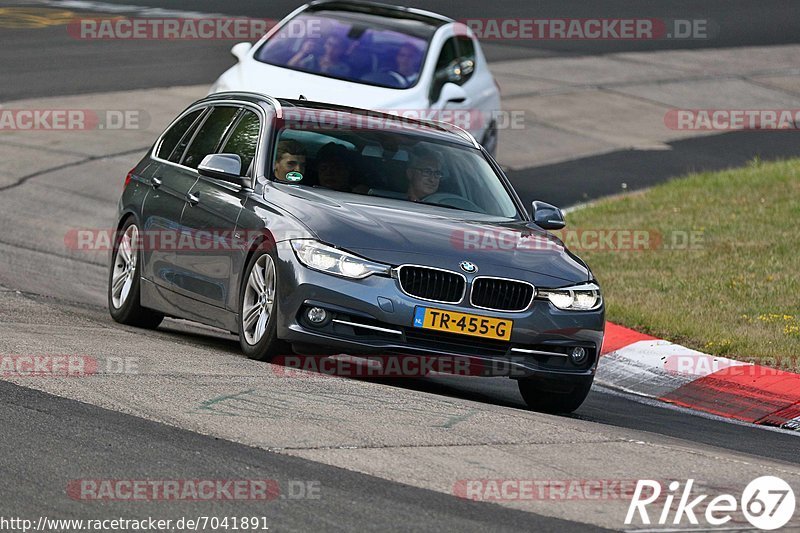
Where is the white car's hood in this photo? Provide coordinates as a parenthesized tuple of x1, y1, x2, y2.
(223, 62, 421, 110)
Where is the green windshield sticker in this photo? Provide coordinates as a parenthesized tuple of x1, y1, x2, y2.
(286, 171, 303, 182)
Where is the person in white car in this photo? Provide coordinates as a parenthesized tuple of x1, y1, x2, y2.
(389, 44, 422, 87)
(288, 35, 351, 77)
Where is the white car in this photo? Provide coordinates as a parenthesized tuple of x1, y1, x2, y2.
(210, 0, 501, 155)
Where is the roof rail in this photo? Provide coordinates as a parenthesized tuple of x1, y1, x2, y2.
(271, 97, 481, 147)
(429, 120, 481, 149)
(206, 91, 284, 118)
(278, 98, 456, 134)
(261, 95, 283, 119)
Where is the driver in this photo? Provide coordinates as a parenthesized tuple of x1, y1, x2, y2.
(390, 44, 422, 87)
(406, 147, 443, 202)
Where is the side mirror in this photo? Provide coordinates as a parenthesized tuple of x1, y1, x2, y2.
(438, 82, 468, 105)
(531, 200, 566, 230)
(458, 58, 475, 78)
(198, 154, 251, 189)
(438, 58, 474, 83)
(231, 42, 252, 61)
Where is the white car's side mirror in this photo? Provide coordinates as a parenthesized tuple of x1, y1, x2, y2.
(231, 42, 253, 61)
(439, 82, 468, 105)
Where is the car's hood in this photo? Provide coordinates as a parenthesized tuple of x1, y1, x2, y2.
(272, 187, 590, 286)
(227, 62, 420, 110)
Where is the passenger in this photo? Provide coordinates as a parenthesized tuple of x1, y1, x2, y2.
(315, 143, 354, 192)
(273, 140, 307, 182)
(406, 147, 443, 201)
(287, 35, 351, 77)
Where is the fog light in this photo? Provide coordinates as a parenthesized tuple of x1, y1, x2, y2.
(306, 307, 329, 325)
(569, 346, 587, 365)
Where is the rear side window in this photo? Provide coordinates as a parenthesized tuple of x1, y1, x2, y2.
(182, 106, 239, 169)
(221, 110, 260, 176)
(156, 109, 203, 161)
(169, 109, 208, 163)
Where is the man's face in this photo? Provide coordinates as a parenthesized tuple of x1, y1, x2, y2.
(274, 152, 306, 181)
(396, 46, 417, 77)
(407, 157, 442, 199)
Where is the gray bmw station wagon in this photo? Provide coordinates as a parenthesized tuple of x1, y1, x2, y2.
(109, 92, 604, 413)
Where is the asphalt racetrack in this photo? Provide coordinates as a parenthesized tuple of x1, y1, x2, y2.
(1, 1, 799, 531)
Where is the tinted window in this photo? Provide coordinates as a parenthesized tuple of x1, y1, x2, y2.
(221, 110, 260, 176)
(156, 109, 203, 161)
(169, 109, 208, 163)
(182, 106, 239, 169)
(254, 12, 431, 89)
(275, 121, 519, 219)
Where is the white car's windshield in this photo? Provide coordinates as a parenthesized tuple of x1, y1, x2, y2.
(271, 120, 520, 219)
(254, 12, 433, 89)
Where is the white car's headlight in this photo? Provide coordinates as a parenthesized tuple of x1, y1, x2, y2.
(538, 283, 602, 311)
(291, 240, 390, 279)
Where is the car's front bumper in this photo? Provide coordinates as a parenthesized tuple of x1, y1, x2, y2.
(273, 244, 605, 380)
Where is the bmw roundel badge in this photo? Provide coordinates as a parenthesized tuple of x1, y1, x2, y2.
(459, 261, 478, 273)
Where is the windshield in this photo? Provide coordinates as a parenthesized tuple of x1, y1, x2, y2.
(270, 122, 520, 219)
(254, 12, 431, 89)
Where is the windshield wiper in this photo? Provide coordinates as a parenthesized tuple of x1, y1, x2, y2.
(421, 201, 463, 211)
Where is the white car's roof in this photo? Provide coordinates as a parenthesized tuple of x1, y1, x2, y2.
(305, 0, 454, 26)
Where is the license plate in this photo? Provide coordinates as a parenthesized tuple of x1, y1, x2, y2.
(413, 307, 512, 341)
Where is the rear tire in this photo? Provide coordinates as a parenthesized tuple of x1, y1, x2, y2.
(518, 378, 593, 414)
(108, 218, 164, 329)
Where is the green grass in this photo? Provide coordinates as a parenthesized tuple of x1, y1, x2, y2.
(562, 157, 800, 362)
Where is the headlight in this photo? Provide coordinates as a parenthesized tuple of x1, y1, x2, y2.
(291, 240, 390, 279)
(538, 282, 602, 311)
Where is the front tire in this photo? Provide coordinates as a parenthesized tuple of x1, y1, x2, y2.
(238, 249, 286, 361)
(518, 378, 593, 414)
(108, 218, 164, 329)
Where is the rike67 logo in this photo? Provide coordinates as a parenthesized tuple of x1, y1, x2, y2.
(626, 476, 796, 530)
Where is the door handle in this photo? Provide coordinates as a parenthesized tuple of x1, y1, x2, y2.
(151, 177, 162, 189)
(186, 192, 200, 206)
